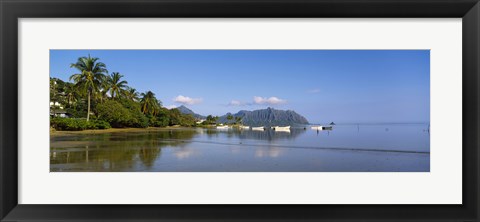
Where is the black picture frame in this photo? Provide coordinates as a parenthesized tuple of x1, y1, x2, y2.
(1, 0, 479, 221)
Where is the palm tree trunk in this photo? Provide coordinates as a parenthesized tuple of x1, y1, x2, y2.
(87, 90, 91, 122)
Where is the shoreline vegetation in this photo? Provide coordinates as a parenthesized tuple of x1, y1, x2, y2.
(50, 55, 240, 132)
(50, 126, 199, 137)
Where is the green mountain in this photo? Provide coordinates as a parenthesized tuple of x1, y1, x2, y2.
(218, 107, 309, 127)
(175, 105, 206, 119)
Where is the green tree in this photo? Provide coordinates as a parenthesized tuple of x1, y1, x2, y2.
(235, 116, 242, 125)
(168, 108, 183, 125)
(50, 78, 59, 116)
(168, 108, 196, 126)
(96, 100, 148, 128)
(69, 55, 108, 121)
(106, 72, 128, 99)
(125, 87, 140, 102)
(96, 80, 110, 103)
(226, 114, 233, 124)
(140, 91, 161, 115)
(64, 83, 79, 109)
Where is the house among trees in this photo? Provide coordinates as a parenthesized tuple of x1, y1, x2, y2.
(50, 101, 71, 118)
(50, 109, 71, 118)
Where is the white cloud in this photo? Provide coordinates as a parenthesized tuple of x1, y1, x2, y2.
(228, 100, 244, 106)
(253, 96, 287, 105)
(165, 105, 177, 109)
(173, 95, 203, 105)
(308, 88, 320, 93)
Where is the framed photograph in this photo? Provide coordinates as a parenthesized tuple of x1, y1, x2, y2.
(1, 0, 479, 221)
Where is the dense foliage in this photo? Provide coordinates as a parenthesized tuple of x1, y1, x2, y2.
(50, 55, 206, 131)
(51, 118, 111, 131)
(96, 100, 147, 128)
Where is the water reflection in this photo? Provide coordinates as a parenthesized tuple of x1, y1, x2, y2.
(207, 128, 306, 141)
(51, 124, 430, 172)
(173, 148, 196, 160)
(255, 147, 283, 158)
(50, 130, 197, 171)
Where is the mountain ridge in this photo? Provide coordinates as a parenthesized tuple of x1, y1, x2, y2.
(175, 106, 310, 126)
(175, 105, 206, 119)
(218, 107, 309, 127)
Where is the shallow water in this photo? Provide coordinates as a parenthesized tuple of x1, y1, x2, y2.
(50, 124, 430, 172)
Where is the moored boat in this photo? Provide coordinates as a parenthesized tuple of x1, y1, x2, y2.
(311, 125, 333, 130)
(273, 126, 290, 131)
(252, 126, 265, 131)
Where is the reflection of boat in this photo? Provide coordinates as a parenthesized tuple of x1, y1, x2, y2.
(252, 126, 265, 131)
(311, 125, 333, 130)
(216, 126, 229, 129)
(273, 126, 290, 131)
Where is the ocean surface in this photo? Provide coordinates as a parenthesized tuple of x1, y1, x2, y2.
(50, 123, 430, 172)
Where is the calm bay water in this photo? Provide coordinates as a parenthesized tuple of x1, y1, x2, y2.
(50, 124, 430, 172)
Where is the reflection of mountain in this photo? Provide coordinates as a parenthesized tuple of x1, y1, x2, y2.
(218, 107, 309, 127)
(50, 128, 307, 171)
(206, 128, 306, 141)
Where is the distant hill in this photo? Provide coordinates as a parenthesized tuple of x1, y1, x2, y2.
(218, 107, 309, 127)
(175, 105, 206, 119)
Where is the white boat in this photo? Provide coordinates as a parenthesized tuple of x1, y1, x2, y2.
(273, 126, 290, 131)
(311, 125, 333, 130)
(252, 126, 265, 131)
(240, 126, 250, 129)
(275, 129, 290, 133)
(216, 126, 229, 129)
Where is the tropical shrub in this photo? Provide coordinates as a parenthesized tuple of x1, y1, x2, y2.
(152, 108, 170, 127)
(50, 118, 87, 131)
(90, 119, 111, 129)
(119, 99, 149, 128)
(96, 100, 148, 128)
(96, 100, 133, 128)
(50, 118, 111, 131)
(168, 108, 196, 127)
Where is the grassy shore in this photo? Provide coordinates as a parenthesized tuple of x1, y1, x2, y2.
(50, 126, 199, 137)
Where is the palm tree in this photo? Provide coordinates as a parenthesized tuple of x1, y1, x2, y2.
(64, 83, 79, 109)
(69, 55, 108, 121)
(125, 87, 140, 102)
(95, 80, 110, 103)
(106, 72, 128, 99)
(140, 91, 161, 115)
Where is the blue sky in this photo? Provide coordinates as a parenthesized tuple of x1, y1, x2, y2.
(50, 50, 430, 124)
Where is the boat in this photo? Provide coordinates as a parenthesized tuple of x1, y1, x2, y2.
(311, 126, 323, 130)
(240, 126, 250, 129)
(273, 126, 291, 133)
(216, 125, 229, 129)
(252, 126, 265, 131)
(272, 126, 291, 131)
(311, 125, 333, 130)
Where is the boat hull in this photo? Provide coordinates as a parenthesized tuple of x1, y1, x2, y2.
(273, 126, 291, 131)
